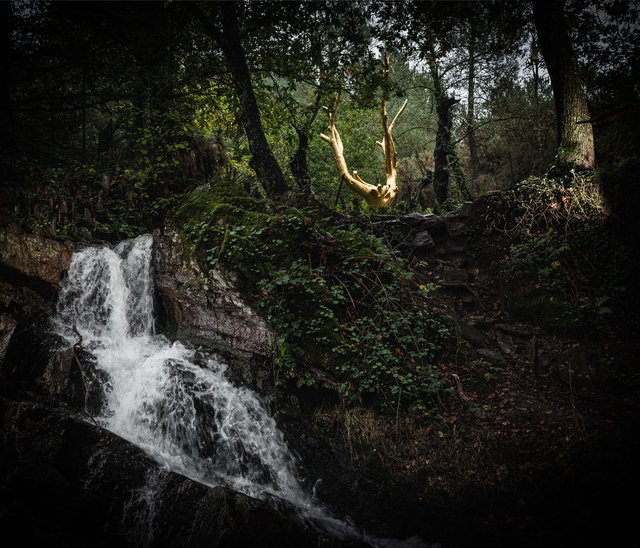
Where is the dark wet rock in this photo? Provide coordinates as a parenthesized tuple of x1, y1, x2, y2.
(368, 213, 447, 242)
(153, 232, 274, 389)
(0, 398, 365, 548)
(413, 230, 435, 251)
(154, 232, 272, 356)
(0, 276, 106, 416)
(437, 282, 482, 309)
(455, 320, 490, 348)
(0, 228, 73, 378)
(401, 212, 445, 231)
(0, 314, 16, 365)
(0, 227, 73, 291)
(0, 278, 54, 322)
(40, 346, 109, 417)
(1, 316, 57, 391)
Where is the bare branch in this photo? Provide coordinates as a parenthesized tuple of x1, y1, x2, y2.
(321, 92, 405, 209)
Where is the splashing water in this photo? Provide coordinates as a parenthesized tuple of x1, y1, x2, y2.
(55, 234, 307, 500)
(54, 235, 428, 547)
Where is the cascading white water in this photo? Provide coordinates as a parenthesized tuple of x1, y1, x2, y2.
(55, 235, 309, 503)
(54, 234, 427, 548)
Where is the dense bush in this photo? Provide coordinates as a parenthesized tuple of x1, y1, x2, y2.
(475, 171, 628, 334)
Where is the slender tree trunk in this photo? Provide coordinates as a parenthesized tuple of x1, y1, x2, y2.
(433, 94, 459, 205)
(218, 3, 288, 197)
(290, 128, 310, 193)
(467, 33, 479, 193)
(531, 37, 540, 108)
(428, 54, 459, 206)
(533, 0, 595, 169)
(288, 88, 321, 194)
(188, 2, 288, 197)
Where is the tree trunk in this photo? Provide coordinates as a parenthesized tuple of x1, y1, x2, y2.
(428, 54, 459, 206)
(466, 34, 480, 193)
(290, 128, 310, 193)
(433, 94, 459, 205)
(533, 0, 595, 170)
(218, 3, 288, 197)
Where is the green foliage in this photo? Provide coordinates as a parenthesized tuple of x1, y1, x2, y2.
(174, 183, 455, 412)
(127, 108, 197, 188)
(479, 172, 626, 332)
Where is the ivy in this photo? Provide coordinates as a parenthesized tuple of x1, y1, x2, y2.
(174, 183, 455, 413)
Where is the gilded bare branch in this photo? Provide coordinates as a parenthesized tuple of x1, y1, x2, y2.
(321, 88, 407, 209)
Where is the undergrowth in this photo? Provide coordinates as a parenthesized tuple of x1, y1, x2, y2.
(476, 170, 627, 333)
(173, 183, 455, 414)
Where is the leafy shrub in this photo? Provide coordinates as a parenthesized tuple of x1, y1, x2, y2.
(478, 171, 626, 332)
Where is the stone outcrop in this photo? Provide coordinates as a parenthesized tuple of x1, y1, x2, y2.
(154, 232, 274, 386)
(0, 227, 73, 291)
(0, 230, 69, 382)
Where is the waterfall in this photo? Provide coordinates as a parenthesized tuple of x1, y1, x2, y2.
(54, 234, 427, 547)
(54, 235, 309, 502)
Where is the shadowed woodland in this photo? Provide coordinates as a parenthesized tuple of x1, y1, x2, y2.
(1, 1, 639, 547)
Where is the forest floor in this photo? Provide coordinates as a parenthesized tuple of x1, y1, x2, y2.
(295, 201, 640, 547)
(373, 207, 640, 546)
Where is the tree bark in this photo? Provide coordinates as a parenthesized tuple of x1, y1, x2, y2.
(428, 54, 459, 206)
(433, 94, 459, 205)
(189, 2, 288, 198)
(214, 3, 289, 197)
(466, 33, 480, 192)
(290, 128, 310, 193)
(533, 0, 595, 170)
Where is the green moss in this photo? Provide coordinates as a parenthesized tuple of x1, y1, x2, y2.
(170, 182, 455, 413)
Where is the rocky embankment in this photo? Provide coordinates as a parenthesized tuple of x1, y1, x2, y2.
(0, 226, 367, 547)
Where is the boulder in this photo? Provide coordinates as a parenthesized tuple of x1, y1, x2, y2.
(154, 232, 274, 388)
(40, 346, 109, 417)
(0, 227, 73, 291)
(0, 398, 364, 547)
(0, 228, 72, 373)
(413, 230, 436, 251)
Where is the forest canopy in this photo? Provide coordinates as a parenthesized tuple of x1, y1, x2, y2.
(2, 0, 638, 229)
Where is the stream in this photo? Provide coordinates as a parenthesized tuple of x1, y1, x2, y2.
(53, 234, 427, 547)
